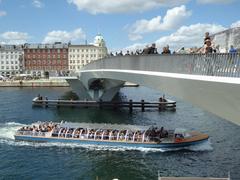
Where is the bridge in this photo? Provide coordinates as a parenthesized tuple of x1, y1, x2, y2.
(65, 54, 240, 126)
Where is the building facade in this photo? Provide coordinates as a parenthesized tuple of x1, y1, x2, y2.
(211, 27, 240, 53)
(68, 34, 108, 72)
(24, 42, 68, 77)
(0, 45, 24, 77)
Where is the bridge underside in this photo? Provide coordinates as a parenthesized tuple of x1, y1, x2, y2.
(67, 70, 240, 126)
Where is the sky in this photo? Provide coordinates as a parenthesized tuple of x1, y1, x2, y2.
(0, 0, 240, 52)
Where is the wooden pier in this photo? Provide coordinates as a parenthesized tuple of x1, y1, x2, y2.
(32, 97, 176, 112)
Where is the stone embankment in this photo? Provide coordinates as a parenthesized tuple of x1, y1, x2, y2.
(0, 79, 69, 87)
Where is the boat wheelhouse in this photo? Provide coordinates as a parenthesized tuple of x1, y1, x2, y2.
(14, 122, 209, 149)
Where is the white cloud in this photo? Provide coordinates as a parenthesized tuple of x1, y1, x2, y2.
(197, 0, 235, 4)
(231, 20, 240, 28)
(128, 5, 191, 41)
(125, 23, 226, 52)
(155, 23, 226, 50)
(43, 28, 86, 43)
(32, 0, 44, 8)
(67, 0, 189, 14)
(0, 10, 7, 17)
(0, 31, 30, 44)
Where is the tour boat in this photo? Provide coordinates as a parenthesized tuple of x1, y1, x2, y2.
(14, 122, 209, 149)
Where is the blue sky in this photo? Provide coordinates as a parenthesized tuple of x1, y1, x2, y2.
(0, 0, 239, 51)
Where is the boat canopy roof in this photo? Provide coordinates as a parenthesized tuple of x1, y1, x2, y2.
(59, 122, 152, 131)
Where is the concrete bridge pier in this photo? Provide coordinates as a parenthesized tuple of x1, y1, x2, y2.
(66, 77, 124, 101)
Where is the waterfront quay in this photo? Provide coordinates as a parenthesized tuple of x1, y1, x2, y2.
(0, 79, 69, 87)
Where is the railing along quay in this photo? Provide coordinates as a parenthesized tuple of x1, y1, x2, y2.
(32, 98, 176, 112)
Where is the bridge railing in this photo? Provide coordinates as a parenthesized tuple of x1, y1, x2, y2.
(82, 53, 240, 77)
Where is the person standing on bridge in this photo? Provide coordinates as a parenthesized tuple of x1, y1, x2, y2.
(204, 32, 211, 44)
(204, 39, 213, 53)
(148, 43, 158, 54)
(229, 45, 237, 54)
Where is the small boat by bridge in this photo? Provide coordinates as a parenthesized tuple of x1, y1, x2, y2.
(14, 122, 209, 149)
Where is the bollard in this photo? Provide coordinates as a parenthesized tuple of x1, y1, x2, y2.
(45, 97, 48, 108)
(129, 99, 133, 113)
(99, 99, 103, 109)
(141, 99, 145, 112)
(158, 97, 163, 111)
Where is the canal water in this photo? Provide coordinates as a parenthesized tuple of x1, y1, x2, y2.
(0, 87, 239, 180)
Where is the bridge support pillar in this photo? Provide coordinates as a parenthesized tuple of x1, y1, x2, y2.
(66, 78, 124, 101)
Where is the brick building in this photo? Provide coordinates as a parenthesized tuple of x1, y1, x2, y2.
(24, 42, 68, 77)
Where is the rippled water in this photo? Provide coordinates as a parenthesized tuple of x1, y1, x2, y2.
(0, 87, 239, 180)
